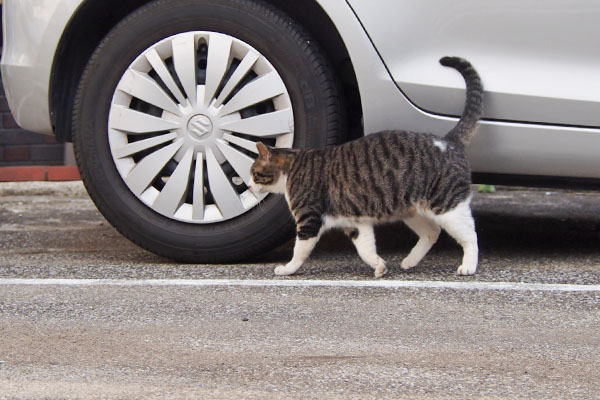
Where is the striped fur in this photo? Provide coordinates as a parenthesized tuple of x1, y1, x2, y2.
(250, 57, 484, 277)
(440, 56, 484, 146)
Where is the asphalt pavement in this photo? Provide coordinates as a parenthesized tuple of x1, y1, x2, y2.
(1, 181, 599, 399)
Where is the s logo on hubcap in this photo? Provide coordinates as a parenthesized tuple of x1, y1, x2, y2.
(188, 114, 213, 139)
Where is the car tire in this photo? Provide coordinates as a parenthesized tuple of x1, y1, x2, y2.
(72, 0, 344, 262)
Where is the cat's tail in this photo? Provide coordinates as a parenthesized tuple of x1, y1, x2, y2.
(439, 56, 484, 146)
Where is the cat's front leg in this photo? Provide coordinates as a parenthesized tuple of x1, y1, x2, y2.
(350, 224, 387, 279)
(274, 215, 323, 276)
(274, 235, 320, 276)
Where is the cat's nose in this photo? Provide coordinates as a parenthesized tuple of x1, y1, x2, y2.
(248, 178, 262, 193)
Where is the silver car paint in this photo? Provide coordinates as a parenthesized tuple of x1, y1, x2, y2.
(1, 0, 84, 134)
(319, 0, 600, 179)
(347, 0, 600, 127)
(2, 0, 600, 179)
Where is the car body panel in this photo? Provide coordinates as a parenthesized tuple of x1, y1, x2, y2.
(347, 0, 600, 127)
(1, 0, 600, 180)
(1, 0, 84, 134)
(2, 0, 390, 134)
(320, 0, 600, 179)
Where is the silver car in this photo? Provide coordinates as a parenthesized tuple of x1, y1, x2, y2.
(2, 0, 599, 262)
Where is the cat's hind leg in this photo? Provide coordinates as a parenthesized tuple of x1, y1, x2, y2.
(401, 215, 441, 270)
(432, 198, 478, 275)
(350, 224, 387, 278)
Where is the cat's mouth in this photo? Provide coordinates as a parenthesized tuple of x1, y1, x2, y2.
(249, 183, 265, 194)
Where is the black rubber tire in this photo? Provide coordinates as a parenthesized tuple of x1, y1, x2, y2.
(72, 0, 344, 263)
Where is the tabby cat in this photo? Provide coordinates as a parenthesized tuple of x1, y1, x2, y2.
(249, 56, 483, 278)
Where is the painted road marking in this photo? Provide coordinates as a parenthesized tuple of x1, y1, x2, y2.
(0, 279, 599, 292)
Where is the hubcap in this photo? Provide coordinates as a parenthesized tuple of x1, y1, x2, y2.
(108, 32, 294, 223)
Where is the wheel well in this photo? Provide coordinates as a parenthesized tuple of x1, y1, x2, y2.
(50, 0, 150, 142)
(266, 0, 363, 141)
(50, 0, 363, 143)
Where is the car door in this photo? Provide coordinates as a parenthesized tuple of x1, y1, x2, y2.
(347, 0, 600, 128)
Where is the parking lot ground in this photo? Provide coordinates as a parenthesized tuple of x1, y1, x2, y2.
(1, 181, 599, 284)
(1, 182, 600, 399)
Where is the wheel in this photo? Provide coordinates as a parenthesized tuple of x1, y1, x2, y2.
(72, 0, 343, 262)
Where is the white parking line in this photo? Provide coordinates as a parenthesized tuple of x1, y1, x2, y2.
(0, 278, 599, 292)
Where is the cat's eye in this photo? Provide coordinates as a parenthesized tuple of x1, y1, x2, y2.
(253, 172, 272, 182)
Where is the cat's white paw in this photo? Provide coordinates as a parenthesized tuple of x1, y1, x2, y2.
(400, 257, 418, 270)
(374, 260, 388, 279)
(457, 264, 477, 275)
(274, 265, 294, 276)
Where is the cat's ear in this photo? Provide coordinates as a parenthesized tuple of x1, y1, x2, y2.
(256, 142, 272, 160)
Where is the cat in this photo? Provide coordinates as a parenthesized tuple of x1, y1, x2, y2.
(249, 56, 483, 278)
